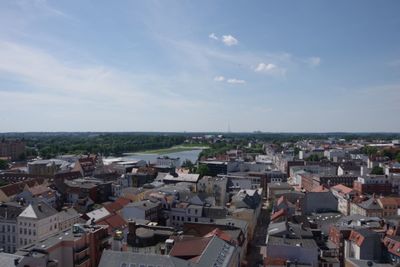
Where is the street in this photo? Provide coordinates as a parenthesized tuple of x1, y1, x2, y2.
(246, 205, 271, 266)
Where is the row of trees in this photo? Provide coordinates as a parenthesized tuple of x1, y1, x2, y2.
(23, 134, 186, 159)
(361, 146, 400, 163)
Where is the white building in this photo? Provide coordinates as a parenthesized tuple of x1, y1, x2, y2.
(17, 202, 59, 248)
(0, 203, 23, 253)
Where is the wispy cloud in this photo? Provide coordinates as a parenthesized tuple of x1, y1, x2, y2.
(254, 62, 286, 76)
(306, 57, 321, 67)
(222, 35, 238, 46)
(208, 33, 238, 46)
(227, 78, 246, 84)
(208, 33, 218, 41)
(15, 0, 74, 20)
(214, 76, 225, 82)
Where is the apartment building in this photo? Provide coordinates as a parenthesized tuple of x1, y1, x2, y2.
(0, 202, 24, 253)
(16, 224, 110, 267)
(17, 202, 59, 247)
(0, 140, 25, 161)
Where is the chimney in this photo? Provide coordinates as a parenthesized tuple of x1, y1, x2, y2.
(127, 219, 136, 246)
(38, 203, 42, 212)
(165, 239, 174, 254)
(112, 230, 124, 251)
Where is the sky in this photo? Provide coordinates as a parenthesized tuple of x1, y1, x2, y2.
(0, 0, 399, 132)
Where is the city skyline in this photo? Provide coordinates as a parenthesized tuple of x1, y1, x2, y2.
(0, 0, 399, 132)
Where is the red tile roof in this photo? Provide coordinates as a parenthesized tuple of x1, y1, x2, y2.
(203, 228, 232, 243)
(169, 236, 212, 262)
(104, 202, 123, 213)
(331, 184, 354, 195)
(115, 197, 131, 207)
(96, 213, 127, 231)
(384, 236, 400, 257)
(349, 230, 365, 246)
(378, 197, 400, 207)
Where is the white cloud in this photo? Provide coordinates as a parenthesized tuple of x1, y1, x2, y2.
(222, 35, 238, 46)
(254, 62, 286, 76)
(255, 63, 277, 72)
(227, 78, 245, 84)
(307, 57, 321, 67)
(208, 33, 218, 40)
(214, 76, 225, 82)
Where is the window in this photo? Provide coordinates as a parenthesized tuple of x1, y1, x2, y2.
(195, 218, 198, 222)
(24, 229, 27, 235)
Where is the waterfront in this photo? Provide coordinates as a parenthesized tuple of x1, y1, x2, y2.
(104, 148, 203, 166)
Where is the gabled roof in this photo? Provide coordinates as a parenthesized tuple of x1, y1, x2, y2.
(384, 236, 400, 257)
(170, 236, 212, 262)
(358, 198, 383, 210)
(96, 213, 127, 230)
(378, 197, 400, 207)
(0, 178, 46, 197)
(85, 207, 111, 222)
(204, 228, 233, 243)
(331, 184, 354, 195)
(114, 197, 131, 207)
(18, 202, 57, 220)
(349, 228, 380, 247)
(103, 202, 123, 213)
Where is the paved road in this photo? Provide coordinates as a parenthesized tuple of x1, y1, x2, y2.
(246, 207, 271, 267)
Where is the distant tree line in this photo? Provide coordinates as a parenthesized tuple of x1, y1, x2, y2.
(20, 134, 186, 159)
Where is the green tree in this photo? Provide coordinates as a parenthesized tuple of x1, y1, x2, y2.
(0, 159, 8, 170)
(196, 164, 210, 178)
(371, 166, 384, 175)
(361, 146, 378, 156)
(305, 154, 321, 162)
(181, 159, 195, 173)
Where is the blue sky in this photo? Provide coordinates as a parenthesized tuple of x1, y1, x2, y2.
(0, 0, 399, 132)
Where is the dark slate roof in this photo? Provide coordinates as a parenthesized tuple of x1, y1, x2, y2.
(0, 202, 24, 220)
(358, 198, 383, 210)
(18, 202, 57, 220)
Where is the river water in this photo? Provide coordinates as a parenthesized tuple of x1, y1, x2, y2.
(104, 149, 203, 166)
